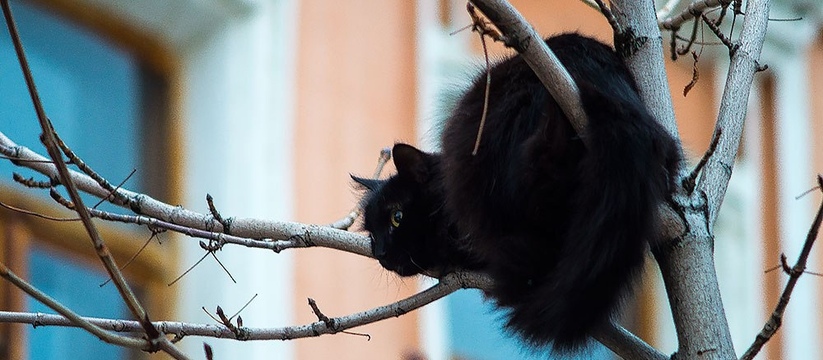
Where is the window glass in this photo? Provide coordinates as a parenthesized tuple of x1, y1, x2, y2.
(0, 0, 142, 202)
(446, 288, 613, 359)
(27, 245, 130, 360)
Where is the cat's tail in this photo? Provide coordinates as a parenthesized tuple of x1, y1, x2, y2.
(506, 81, 680, 350)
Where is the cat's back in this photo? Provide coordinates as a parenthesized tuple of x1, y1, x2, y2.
(439, 34, 598, 242)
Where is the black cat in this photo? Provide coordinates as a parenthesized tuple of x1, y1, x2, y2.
(354, 33, 681, 351)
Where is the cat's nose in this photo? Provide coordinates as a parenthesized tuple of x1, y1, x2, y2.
(371, 236, 386, 258)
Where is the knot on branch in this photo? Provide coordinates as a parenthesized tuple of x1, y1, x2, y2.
(308, 298, 338, 333)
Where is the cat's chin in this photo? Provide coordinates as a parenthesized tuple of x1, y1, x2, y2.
(379, 260, 422, 277)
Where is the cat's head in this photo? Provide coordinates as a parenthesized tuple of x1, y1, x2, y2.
(353, 143, 444, 277)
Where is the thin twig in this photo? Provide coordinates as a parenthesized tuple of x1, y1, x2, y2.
(470, 22, 492, 155)
(168, 251, 210, 287)
(53, 130, 130, 205)
(701, 13, 736, 54)
(92, 168, 136, 209)
(231, 293, 258, 320)
(465, 2, 505, 156)
(206, 193, 231, 233)
(683, 128, 722, 194)
(740, 175, 823, 360)
(591, 0, 624, 35)
(100, 232, 159, 287)
(0, 199, 80, 221)
(674, 17, 701, 60)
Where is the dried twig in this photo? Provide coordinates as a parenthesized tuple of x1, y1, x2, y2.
(683, 51, 701, 96)
(740, 175, 823, 360)
(466, 2, 505, 156)
(701, 13, 736, 53)
(670, 17, 701, 61)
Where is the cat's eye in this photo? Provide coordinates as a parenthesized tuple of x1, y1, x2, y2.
(390, 209, 403, 228)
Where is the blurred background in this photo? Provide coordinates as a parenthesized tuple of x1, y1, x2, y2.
(0, 0, 821, 359)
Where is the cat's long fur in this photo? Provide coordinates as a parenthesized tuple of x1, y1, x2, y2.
(354, 33, 681, 351)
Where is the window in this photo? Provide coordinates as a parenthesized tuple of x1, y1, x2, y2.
(0, 1, 177, 358)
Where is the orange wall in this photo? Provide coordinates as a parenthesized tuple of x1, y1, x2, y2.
(293, 1, 420, 359)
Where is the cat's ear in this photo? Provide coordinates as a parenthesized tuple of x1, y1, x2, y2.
(393, 143, 431, 184)
(351, 175, 384, 191)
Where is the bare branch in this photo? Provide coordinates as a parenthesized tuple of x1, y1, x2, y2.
(0, 132, 372, 257)
(594, 323, 668, 360)
(740, 175, 823, 360)
(0, 272, 490, 341)
(611, 0, 744, 358)
(697, 0, 771, 225)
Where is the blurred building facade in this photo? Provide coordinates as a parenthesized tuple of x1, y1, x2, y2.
(0, 0, 822, 359)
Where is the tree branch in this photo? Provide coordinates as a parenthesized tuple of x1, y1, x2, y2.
(611, 0, 681, 140)
(739, 175, 823, 360)
(0, 272, 490, 341)
(660, 0, 732, 31)
(0, 132, 372, 258)
(469, 0, 590, 145)
(610, 0, 769, 358)
(594, 323, 668, 360)
(697, 0, 771, 225)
